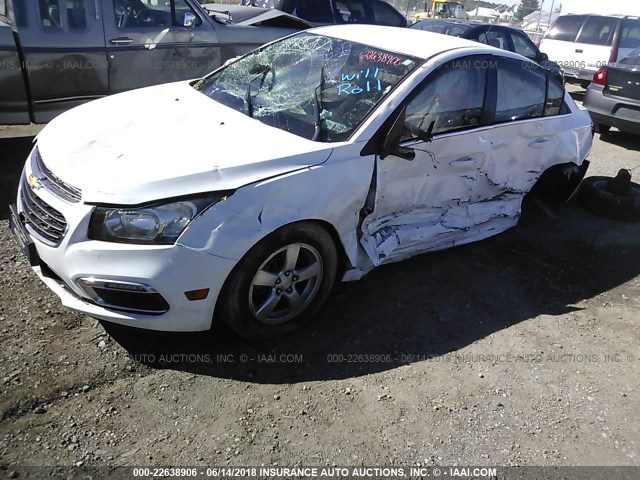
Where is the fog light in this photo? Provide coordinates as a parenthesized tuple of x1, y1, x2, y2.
(76, 277, 169, 314)
(184, 288, 210, 301)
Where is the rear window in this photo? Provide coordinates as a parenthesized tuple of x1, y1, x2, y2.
(576, 16, 617, 46)
(411, 21, 471, 36)
(411, 21, 447, 33)
(619, 48, 640, 66)
(545, 15, 586, 42)
(477, 30, 509, 50)
(620, 18, 640, 49)
(0, 0, 6, 17)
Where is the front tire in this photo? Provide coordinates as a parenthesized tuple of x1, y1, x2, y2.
(217, 223, 338, 340)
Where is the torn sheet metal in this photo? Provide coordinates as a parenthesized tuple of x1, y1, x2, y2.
(361, 195, 521, 266)
(360, 107, 593, 266)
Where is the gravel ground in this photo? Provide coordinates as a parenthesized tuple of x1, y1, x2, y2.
(1, 88, 639, 471)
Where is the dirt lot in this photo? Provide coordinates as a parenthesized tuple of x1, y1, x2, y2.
(1, 89, 639, 472)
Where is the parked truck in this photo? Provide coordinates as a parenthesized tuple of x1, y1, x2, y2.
(0, 0, 311, 125)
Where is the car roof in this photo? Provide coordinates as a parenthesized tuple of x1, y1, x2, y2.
(311, 24, 487, 59)
(416, 19, 482, 26)
(412, 19, 527, 33)
(559, 13, 636, 19)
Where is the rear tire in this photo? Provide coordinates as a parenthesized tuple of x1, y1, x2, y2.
(578, 175, 640, 221)
(217, 223, 338, 340)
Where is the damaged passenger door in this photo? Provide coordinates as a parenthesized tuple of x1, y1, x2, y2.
(360, 56, 497, 266)
(478, 57, 567, 200)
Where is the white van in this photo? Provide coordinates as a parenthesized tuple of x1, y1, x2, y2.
(539, 14, 640, 86)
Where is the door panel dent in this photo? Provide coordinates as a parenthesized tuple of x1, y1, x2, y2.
(361, 194, 521, 265)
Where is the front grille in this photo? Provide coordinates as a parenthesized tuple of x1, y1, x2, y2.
(32, 147, 82, 203)
(20, 177, 68, 246)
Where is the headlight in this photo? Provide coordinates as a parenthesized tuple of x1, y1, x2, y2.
(88, 193, 229, 245)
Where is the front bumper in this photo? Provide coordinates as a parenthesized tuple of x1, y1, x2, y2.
(563, 66, 597, 82)
(584, 84, 640, 135)
(10, 157, 238, 332)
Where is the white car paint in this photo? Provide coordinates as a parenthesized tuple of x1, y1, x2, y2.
(13, 26, 593, 332)
(36, 81, 334, 205)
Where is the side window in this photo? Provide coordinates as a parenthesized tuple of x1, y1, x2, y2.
(0, 0, 6, 17)
(495, 59, 546, 123)
(334, 0, 365, 23)
(545, 15, 586, 42)
(38, 0, 87, 29)
(511, 32, 538, 60)
(114, 0, 200, 29)
(620, 19, 640, 50)
(38, 0, 61, 28)
(295, 0, 334, 23)
(544, 75, 565, 116)
(576, 16, 617, 46)
(14, 0, 27, 27)
(476, 30, 509, 50)
(371, 1, 404, 27)
(403, 58, 487, 138)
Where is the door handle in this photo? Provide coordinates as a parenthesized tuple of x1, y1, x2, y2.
(575, 49, 583, 53)
(110, 37, 133, 45)
(529, 137, 551, 147)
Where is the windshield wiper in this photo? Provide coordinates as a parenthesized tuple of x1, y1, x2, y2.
(311, 66, 325, 142)
(244, 82, 254, 118)
(244, 65, 274, 118)
(311, 85, 324, 142)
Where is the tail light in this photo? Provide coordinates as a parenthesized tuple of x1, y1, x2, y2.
(593, 68, 607, 85)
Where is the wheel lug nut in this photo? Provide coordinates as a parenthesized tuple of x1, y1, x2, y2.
(276, 289, 282, 294)
(284, 271, 290, 277)
(287, 287, 293, 293)
(292, 276, 298, 281)
(276, 279, 281, 284)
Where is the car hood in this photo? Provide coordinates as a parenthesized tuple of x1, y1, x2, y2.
(36, 82, 333, 205)
(202, 4, 314, 28)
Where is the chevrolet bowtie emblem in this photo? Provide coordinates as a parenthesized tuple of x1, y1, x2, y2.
(27, 174, 41, 190)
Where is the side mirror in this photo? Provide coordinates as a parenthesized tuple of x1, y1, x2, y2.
(183, 12, 197, 28)
(381, 107, 415, 161)
(539, 52, 549, 62)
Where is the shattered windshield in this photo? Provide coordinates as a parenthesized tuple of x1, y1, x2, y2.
(195, 32, 420, 142)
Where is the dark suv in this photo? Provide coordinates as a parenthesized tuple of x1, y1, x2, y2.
(410, 19, 564, 84)
(539, 14, 640, 86)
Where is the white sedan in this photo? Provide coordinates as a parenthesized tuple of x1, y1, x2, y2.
(10, 25, 593, 339)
